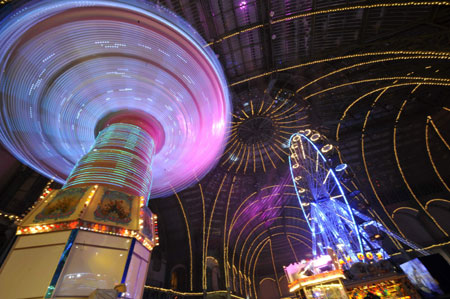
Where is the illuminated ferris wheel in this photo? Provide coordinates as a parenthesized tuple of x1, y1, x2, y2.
(288, 130, 390, 265)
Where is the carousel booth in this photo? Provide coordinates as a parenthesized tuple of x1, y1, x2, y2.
(344, 261, 422, 299)
(285, 253, 423, 299)
(285, 254, 348, 299)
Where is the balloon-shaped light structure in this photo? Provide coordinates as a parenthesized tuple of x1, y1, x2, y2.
(0, 0, 230, 198)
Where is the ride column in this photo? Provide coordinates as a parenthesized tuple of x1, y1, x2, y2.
(0, 123, 158, 299)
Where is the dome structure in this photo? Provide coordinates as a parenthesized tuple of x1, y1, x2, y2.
(0, 1, 449, 298)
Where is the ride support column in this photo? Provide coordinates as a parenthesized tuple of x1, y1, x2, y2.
(0, 123, 158, 299)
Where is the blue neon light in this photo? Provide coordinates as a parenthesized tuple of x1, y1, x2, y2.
(289, 133, 365, 262)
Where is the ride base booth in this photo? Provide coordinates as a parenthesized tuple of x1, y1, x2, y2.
(288, 269, 348, 299)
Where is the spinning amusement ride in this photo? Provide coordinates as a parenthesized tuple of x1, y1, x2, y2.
(0, 1, 230, 298)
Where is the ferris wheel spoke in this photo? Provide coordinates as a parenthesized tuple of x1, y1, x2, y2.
(305, 156, 319, 199)
(323, 170, 334, 199)
(322, 169, 331, 186)
(299, 138, 306, 160)
(313, 163, 324, 199)
(315, 150, 319, 173)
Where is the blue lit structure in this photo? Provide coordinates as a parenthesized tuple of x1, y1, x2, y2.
(289, 130, 427, 266)
(289, 131, 367, 263)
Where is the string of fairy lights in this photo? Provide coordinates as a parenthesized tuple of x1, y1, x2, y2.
(0, 180, 54, 224)
(426, 117, 450, 192)
(236, 216, 310, 289)
(313, 57, 450, 245)
(304, 77, 450, 100)
(230, 50, 450, 86)
(393, 96, 448, 237)
(354, 83, 450, 238)
(295, 56, 450, 94)
(335, 83, 447, 249)
(205, 1, 450, 49)
(392, 207, 419, 218)
(0, 211, 20, 222)
(171, 187, 194, 291)
(221, 90, 309, 173)
(223, 177, 235, 290)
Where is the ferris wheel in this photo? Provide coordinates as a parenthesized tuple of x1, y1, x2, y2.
(288, 129, 390, 265)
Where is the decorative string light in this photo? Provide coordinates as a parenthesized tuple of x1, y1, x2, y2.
(234, 146, 247, 172)
(241, 224, 311, 294)
(425, 117, 450, 192)
(286, 235, 299, 263)
(391, 207, 420, 218)
(272, 2, 450, 24)
(204, 174, 227, 289)
(247, 232, 309, 298)
(227, 191, 257, 244)
(336, 83, 450, 204)
(235, 217, 311, 284)
(233, 213, 310, 278)
(223, 97, 308, 173)
(230, 51, 450, 86)
(390, 240, 450, 256)
(0, 211, 21, 222)
(258, 277, 276, 285)
(17, 219, 156, 252)
(269, 239, 282, 296)
(226, 184, 300, 261)
(337, 87, 389, 141)
(337, 80, 450, 242)
(296, 55, 450, 94)
(425, 198, 450, 210)
(257, 143, 266, 172)
(428, 116, 450, 150)
(361, 88, 409, 238)
(143, 286, 245, 298)
(206, 2, 450, 48)
(172, 188, 193, 291)
(199, 183, 207, 291)
(249, 237, 271, 298)
(335, 83, 448, 249)
(223, 178, 235, 289)
(305, 76, 450, 100)
(393, 99, 449, 236)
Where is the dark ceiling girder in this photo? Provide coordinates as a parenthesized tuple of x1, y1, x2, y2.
(257, 0, 273, 71)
